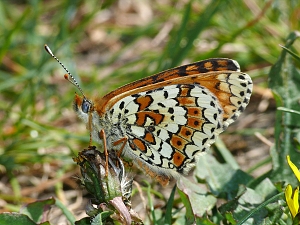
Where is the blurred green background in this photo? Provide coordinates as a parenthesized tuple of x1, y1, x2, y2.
(0, 0, 299, 223)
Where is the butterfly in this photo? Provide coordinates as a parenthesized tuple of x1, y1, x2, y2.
(45, 45, 253, 186)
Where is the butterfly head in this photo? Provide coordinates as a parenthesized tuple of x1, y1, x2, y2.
(73, 93, 93, 124)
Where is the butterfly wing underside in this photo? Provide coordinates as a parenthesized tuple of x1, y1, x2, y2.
(104, 59, 253, 185)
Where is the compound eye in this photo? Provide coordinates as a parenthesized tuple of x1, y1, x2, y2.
(81, 99, 91, 113)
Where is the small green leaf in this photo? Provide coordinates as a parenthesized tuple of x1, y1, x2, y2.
(219, 186, 245, 214)
(177, 187, 195, 225)
(195, 217, 217, 225)
(0, 213, 37, 225)
(91, 211, 112, 225)
(224, 212, 236, 224)
(75, 217, 90, 225)
(254, 178, 277, 199)
(21, 198, 55, 223)
(178, 176, 217, 218)
(195, 154, 252, 198)
(91, 213, 103, 225)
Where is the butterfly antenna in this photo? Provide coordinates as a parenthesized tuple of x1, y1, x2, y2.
(44, 44, 86, 99)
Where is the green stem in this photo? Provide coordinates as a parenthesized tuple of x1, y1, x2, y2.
(237, 192, 284, 225)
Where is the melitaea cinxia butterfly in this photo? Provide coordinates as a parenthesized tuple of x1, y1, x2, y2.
(45, 45, 253, 186)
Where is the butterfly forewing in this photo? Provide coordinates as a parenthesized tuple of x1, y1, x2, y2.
(94, 58, 241, 115)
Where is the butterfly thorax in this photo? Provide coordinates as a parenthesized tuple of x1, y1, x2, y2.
(74, 94, 128, 155)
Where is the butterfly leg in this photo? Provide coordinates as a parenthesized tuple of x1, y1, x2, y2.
(88, 113, 93, 146)
(99, 129, 109, 176)
(113, 137, 128, 158)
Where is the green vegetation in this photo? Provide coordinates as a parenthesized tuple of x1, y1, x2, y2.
(1, 0, 300, 224)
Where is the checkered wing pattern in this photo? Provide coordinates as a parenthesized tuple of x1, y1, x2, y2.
(108, 70, 252, 182)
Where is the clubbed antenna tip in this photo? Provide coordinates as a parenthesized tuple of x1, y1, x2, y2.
(44, 44, 86, 98)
